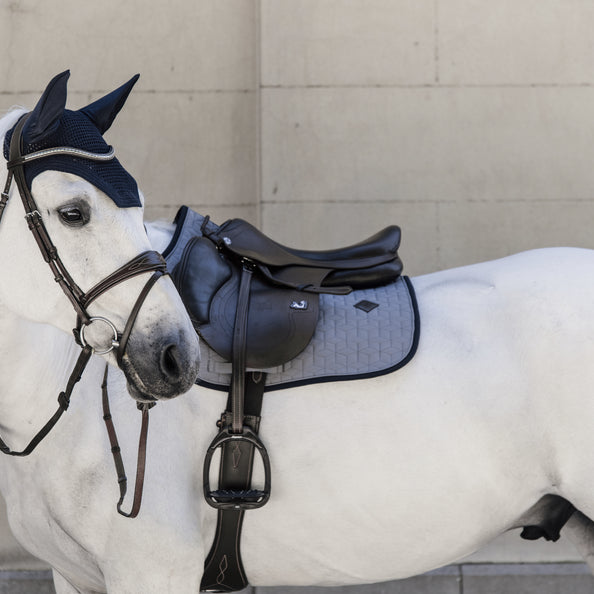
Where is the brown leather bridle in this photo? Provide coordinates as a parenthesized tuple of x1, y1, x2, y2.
(0, 112, 166, 516)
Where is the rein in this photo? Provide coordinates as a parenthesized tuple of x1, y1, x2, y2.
(102, 366, 151, 518)
(0, 112, 164, 516)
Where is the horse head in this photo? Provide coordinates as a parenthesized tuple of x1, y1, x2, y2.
(0, 71, 200, 402)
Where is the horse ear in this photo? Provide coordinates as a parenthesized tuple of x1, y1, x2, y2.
(22, 70, 70, 144)
(79, 74, 140, 135)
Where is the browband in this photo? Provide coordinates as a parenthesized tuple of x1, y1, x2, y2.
(7, 145, 115, 169)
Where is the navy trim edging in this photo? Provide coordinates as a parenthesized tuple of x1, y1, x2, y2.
(162, 205, 189, 259)
(195, 275, 421, 393)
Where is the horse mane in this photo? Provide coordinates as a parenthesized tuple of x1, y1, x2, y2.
(145, 218, 176, 253)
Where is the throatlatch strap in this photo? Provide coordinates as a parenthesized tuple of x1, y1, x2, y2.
(0, 345, 93, 457)
(201, 372, 266, 593)
(0, 171, 12, 223)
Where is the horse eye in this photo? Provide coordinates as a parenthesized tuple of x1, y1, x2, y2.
(58, 206, 88, 227)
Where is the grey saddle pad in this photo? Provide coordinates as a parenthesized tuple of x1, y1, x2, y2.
(163, 207, 420, 392)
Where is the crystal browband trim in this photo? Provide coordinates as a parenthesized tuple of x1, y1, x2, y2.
(13, 146, 115, 165)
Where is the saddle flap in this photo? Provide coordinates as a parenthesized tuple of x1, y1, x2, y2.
(170, 233, 320, 369)
(170, 236, 232, 325)
(200, 268, 319, 369)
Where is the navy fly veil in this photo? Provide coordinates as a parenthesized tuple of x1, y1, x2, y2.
(3, 71, 141, 208)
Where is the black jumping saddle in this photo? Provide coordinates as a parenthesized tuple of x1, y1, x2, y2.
(171, 216, 402, 371)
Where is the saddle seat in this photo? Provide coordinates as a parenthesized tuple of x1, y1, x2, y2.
(211, 218, 402, 292)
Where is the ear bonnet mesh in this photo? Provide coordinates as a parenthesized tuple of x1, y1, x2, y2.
(3, 110, 141, 208)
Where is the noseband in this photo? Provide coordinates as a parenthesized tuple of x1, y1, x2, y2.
(0, 112, 166, 473)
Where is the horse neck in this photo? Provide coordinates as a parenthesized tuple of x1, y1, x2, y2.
(0, 305, 84, 442)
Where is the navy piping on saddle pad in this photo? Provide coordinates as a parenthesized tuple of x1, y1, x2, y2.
(163, 206, 420, 393)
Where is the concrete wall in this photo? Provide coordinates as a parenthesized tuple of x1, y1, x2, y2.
(2, 0, 594, 588)
(259, 1, 594, 275)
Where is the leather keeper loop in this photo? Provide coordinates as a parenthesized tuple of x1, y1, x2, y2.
(57, 392, 70, 411)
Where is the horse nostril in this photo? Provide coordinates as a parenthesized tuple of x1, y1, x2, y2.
(160, 344, 182, 381)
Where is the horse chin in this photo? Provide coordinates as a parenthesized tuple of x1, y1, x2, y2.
(125, 381, 158, 404)
(120, 359, 196, 401)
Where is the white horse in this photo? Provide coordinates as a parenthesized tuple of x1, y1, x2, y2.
(3, 78, 594, 593)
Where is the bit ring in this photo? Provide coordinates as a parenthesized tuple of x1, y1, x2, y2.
(79, 316, 120, 355)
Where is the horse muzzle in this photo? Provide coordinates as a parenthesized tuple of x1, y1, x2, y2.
(119, 326, 201, 402)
